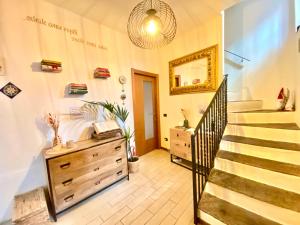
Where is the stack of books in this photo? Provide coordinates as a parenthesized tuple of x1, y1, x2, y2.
(41, 60, 62, 73)
(94, 67, 111, 78)
(12, 188, 50, 225)
(68, 83, 88, 95)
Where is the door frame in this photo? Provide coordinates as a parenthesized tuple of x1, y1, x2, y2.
(131, 68, 161, 149)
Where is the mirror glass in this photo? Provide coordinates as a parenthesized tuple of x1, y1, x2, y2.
(169, 45, 218, 95)
(174, 58, 208, 87)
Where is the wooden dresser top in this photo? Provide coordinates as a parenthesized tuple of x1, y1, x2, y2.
(43, 136, 125, 159)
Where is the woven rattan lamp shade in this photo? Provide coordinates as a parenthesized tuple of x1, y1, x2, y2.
(127, 0, 177, 49)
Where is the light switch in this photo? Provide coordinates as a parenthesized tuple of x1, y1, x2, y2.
(0, 58, 5, 76)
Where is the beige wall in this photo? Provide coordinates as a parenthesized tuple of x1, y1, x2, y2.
(157, 16, 223, 149)
(225, 0, 297, 108)
(0, 0, 160, 221)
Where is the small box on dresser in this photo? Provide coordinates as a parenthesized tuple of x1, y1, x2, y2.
(43, 137, 128, 221)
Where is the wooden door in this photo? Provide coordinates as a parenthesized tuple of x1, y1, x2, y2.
(132, 69, 160, 156)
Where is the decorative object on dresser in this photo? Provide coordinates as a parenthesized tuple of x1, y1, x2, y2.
(12, 187, 50, 225)
(41, 60, 62, 72)
(170, 127, 194, 169)
(94, 67, 111, 78)
(92, 120, 123, 140)
(43, 137, 129, 221)
(68, 83, 88, 95)
(181, 108, 189, 128)
(45, 113, 61, 147)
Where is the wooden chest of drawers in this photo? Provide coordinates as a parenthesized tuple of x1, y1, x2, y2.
(170, 127, 192, 161)
(43, 137, 128, 220)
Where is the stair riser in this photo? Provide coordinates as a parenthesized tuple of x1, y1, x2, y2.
(215, 158, 300, 194)
(228, 101, 263, 112)
(199, 210, 226, 225)
(220, 140, 300, 165)
(224, 125, 300, 143)
(228, 112, 296, 124)
(205, 182, 300, 225)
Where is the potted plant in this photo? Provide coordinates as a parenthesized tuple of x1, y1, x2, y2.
(83, 100, 139, 173)
(123, 127, 139, 173)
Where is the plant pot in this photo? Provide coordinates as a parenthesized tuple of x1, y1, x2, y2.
(128, 156, 139, 173)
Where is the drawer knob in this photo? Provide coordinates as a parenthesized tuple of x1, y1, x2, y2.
(62, 178, 73, 186)
(188, 144, 191, 148)
(64, 194, 74, 202)
(184, 143, 187, 147)
(115, 146, 121, 151)
(177, 134, 179, 137)
(93, 153, 99, 158)
(95, 180, 101, 186)
(94, 167, 100, 171)
(116, 158, 122, 164)
(117, 170, 123, 176)
(60, 162, 71, 169)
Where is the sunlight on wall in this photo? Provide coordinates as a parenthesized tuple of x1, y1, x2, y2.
(225, 0, 297, 107)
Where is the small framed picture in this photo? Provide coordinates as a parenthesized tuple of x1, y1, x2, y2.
(0, 58, 6, 76)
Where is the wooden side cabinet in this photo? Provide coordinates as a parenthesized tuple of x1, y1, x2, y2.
(43, 137, 128, 221)
(170, 127, 192, 162)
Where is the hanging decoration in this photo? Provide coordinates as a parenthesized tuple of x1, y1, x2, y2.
(0, 82, 22, 99)
(119, 75, 127, 105)
(127, 0, 177, 49)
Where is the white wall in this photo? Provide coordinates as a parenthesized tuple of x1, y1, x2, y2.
(225, 0, 297, 108)
(157, 16, 223, 149)
(0, 0, 159, 222)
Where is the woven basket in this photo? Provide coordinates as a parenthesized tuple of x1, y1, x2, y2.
(92, 128, 123, 140)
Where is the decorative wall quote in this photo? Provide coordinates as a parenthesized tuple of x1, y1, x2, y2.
(25, 16, 107, 50)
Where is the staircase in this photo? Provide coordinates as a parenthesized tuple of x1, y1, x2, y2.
(198, 100, 300, 225)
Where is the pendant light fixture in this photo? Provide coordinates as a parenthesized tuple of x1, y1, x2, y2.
(127, 0, 177, 49)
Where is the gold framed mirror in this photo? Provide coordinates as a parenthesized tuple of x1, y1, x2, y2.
(169, 45, 218, 95)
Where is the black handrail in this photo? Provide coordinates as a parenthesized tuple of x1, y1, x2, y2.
(224, 49, 250, 62)
(191, 75, 228, 224)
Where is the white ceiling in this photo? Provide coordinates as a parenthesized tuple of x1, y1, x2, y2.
(45, 0, 240, 34)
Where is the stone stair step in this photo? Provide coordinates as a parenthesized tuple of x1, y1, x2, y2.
(199, 192, 280, 225)
(228, 111, 295, 123)
(227, 123, 300, 130)
(225, 124, 300, 143)
(227, 100, 263, 112)
(217, 150, 300, 177)
(209, 169, 300, 213)
(222, 135, 300, 151)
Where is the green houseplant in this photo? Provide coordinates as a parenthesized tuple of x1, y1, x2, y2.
(83, 100, 139, 172)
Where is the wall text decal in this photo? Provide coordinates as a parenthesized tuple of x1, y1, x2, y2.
(25, 16, 107, 50)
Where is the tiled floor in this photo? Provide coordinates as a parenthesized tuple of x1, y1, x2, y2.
(54, 149, 194, 225)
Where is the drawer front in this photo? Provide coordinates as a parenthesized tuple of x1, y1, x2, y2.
(48, 140, 126, 175)
(53, 154, 127, 195)
(170, 129, 191, 143)
(170, 140, 191, 161)
(55, 165, 128, 213)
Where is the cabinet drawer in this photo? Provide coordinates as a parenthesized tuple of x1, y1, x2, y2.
(55, 165, 128, 212)
(170, 129, 191, 142)
(53, 155, 127, 195)
(170, 140, 191, 160)
(48, 140, 126, 174)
